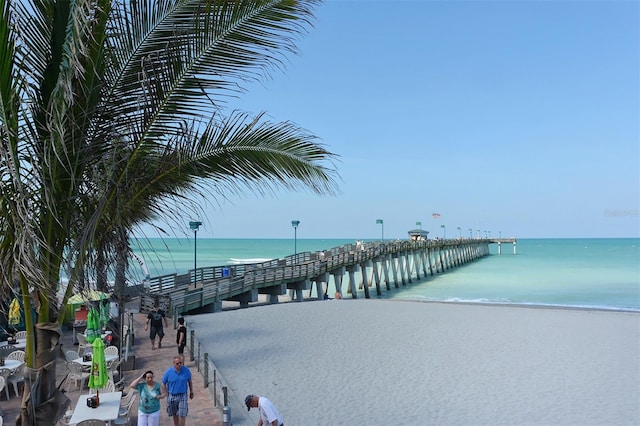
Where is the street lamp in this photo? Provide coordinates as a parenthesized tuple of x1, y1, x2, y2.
(457, 226, 461, 238)
(469, 228, 472, 238)
(499, 230, 502, 239)
(441, 224, 446, 239)
(291, 220, 300, 255)
(477, 229, 480, 239)
(376, 219, 384, 241)
(189, 220, 202, 272)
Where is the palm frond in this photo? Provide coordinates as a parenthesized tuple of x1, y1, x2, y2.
(106, 0, 321, 145)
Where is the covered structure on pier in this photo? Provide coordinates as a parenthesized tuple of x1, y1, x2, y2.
(408, 229, 430, 241)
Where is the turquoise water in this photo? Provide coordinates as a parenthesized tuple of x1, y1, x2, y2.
(131, 238, 640, 311)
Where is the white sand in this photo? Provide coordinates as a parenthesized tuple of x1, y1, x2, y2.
(188, 300, 640, 425)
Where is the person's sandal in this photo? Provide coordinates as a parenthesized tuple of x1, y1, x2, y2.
(158, 342, 162, 348)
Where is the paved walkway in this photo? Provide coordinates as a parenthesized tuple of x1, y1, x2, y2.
(0, 312, 223, 425)
(126, 311, 223, 425)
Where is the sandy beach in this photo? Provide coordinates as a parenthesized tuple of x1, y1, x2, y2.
(188, 300, 639, 425)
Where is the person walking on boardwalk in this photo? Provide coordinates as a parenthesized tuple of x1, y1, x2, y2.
(245, 394, 284, 426)
(162, 355, 194, 426)
(130, 370, 165, 426)
(176, 317, 187, 355)
(145, 303, 168, 350)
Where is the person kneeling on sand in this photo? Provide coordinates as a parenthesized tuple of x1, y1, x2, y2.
(245, 394, 284, 426)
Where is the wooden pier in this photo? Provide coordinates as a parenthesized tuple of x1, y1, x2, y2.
(144, 238, 516, 315)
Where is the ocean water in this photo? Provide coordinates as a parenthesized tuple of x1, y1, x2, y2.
(130, 238, 640, 311)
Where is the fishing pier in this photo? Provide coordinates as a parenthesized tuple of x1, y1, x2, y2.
(144, 238, 516, 315)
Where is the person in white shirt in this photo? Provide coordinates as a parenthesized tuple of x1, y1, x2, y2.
(245, 394, 284, 426)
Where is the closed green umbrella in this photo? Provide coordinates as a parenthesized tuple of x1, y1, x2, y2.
(88, 337, 108, 399)
(85, 307, 100, 343)
(100, 302, 110, 329)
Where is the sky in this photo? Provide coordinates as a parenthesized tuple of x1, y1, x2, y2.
(142, 0, 639, 240)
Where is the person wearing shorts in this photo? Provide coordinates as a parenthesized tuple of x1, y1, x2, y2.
(176, 317, 187, 354)
(162, 355, 193, 426)
(145, 304, 168, 350)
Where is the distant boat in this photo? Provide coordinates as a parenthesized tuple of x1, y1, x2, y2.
(229, 258, 273, 265)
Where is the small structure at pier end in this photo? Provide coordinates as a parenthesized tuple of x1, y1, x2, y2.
(408, 229, 430, 241)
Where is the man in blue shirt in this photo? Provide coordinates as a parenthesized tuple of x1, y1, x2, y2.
(162, 355, 194, 426)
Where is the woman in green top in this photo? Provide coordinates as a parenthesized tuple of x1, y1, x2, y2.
(130, 370, 165, 426)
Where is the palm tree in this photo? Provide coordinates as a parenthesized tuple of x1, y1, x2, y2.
(0, 0, 337, 423)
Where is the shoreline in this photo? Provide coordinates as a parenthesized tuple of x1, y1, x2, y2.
(222, 293, 640, 314)
(191, 298, 640, 425)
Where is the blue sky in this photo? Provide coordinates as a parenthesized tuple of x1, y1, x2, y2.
(147, 0, 639, 240)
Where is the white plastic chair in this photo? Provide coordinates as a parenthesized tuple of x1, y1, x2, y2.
(8, 364, 24, 396)
(0, 368, 12, 399)
(76, 333, 89, 356)
(66, 361, 89, 392)
(104, 346, 119, 357)
(14, 331, 27, 340)
(113, 392, 137, 425)
(76, 420, 106, 426)
(98, 379, 115, 393)
(65, 350, 78, 363)
(6, 350, 25, 362)
(107, 359, 121, 383)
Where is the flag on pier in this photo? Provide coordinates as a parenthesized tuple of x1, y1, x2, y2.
(432, 213, 441, 219)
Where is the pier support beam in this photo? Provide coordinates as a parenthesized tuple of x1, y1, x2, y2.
(347, 265, 359, 298)
(390, 255, 400, 288)
(359, 261, 371, 298)
(311, 273, 328, 299)
(382, 254, 391, 291)
(287, 279, 310, 302)
(260, 284, 286, 304)
(331, 267, 346, 297)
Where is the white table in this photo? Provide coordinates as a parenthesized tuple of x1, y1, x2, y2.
(69, 391, 122, 425)
(72, 353, 118, 367)
(1, 359, 24, 372)
(0, 339, 26, 350)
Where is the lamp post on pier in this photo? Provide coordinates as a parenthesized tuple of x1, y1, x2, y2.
(457, 226, 461, 238)
(291, 220, 300, 256)
(469, 228, 472, 238)
(441, 224, 446, 239)
(189, 221, 202, 283)
(376, 219, 384, 241)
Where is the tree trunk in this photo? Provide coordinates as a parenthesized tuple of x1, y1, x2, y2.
(18, 323, 70, 426)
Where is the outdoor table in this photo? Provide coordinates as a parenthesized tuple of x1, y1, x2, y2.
(69, 391, 122, 425)
(72, 353, 118, 367)
(75, 330, 112, 345)
(1, 359, 24, 372)
(0, 339, 27, 350)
